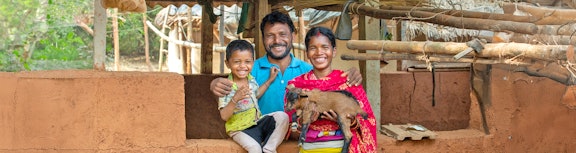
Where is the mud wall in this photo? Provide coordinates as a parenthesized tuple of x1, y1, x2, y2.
(380, 71, 471, 131)
(183, 74, 228, 139)
(478, 66, 576, 152)
(0, 70, 186, 152)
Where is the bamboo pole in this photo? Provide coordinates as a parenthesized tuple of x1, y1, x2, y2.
(315, 3, 539, 34)
(538, 24, 576, 35)
(503, 3, 576, 25)
(93, 0, 106, 70)
(379, 6, 541, 23)
(187, 8, 194, 74)
(509, 34, 576, 45)
(146, 21, 226, 51)
(346, 40, 573, 61)
(143, 13, 152, 71)
(158, 11, 169, 72)
(341, 53, 532, 66)
(112, 9, 120, 71)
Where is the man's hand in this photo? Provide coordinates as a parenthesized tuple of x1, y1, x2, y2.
(342, 67, 362, 86)
(210, 78, 233, 97)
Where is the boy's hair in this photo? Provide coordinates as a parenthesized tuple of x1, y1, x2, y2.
(260, 11, 296, 37)
(225, 39, 254, 61)
(305, 26, 336, 50)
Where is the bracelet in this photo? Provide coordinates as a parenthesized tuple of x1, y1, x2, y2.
(231, 98, 237, 104)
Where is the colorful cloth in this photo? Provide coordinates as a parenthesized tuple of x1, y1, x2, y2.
(219, 74, 261, 134)
(305, 129, 343, 142)
(286, 70, 378, 153)
(299, 147, 342, 153)
(252, 53, 313, 115)
(302, 140, 344, 150)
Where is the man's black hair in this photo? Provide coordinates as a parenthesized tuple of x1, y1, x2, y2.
(260, 11, 296, 37)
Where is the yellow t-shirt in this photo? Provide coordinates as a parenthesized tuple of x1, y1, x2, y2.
(218, 74, 261, 134)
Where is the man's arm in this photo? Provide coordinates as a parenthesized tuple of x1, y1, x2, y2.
(210, 78, 234, 97)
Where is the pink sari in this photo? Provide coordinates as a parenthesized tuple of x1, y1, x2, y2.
(286, 70, 377, 153)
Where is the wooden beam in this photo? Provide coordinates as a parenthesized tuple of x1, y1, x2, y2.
(201, 3, 214, 74)
(347, 40, 573, 61)
(315, 3, 539, 34)
(341, 53, 532, 66)
(502, 3, 576, 25)
(254, 0, 269, 58)
(93, 0, 107, 70)
(379, 6, 540, 23)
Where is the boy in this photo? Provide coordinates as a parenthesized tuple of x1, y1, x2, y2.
(218, 39, 288, 153)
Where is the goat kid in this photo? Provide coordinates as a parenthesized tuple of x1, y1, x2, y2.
(286, 85, 367, 153)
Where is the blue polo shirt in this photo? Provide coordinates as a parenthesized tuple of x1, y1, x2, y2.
(252, 53, 312, 115)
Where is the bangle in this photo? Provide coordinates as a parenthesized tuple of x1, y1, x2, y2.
(231, 99, 237, 104)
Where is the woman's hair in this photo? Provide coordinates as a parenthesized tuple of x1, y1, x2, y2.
(304, 26, 336, 50)
(260, 11, 296, 36)
(225, 39, 254, 61)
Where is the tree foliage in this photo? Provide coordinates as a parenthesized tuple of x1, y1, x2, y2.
(0, 0, 162, 72)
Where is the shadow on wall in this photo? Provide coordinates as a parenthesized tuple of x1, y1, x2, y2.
(184, 74, 229, 139)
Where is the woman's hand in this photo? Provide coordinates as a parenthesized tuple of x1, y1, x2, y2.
(311, 109, 355, 122)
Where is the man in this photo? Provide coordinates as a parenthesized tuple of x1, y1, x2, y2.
(211, 11, 362, 115)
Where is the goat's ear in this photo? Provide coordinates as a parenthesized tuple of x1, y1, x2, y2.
(286, 84, 295, 90)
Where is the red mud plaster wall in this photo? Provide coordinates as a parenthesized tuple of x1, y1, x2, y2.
(485, 66, 576, 152)
(380, 71, 471, 131)
(0, 70, 185, 151)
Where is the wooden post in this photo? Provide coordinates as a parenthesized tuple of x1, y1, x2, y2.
(143, 13, 152, 71)
(112, 9, 120, 71)
(201, 3, 214, 74)
(298, 10, 306, 60)
(93, 0, 107, 70)
(187, 10, 193, 74)
(219, 5, 225, 73)
(254, 0, 269, 58)
(358, 8, 381, 131)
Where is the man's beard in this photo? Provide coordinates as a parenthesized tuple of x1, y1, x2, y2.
(266, 43, 291, 60)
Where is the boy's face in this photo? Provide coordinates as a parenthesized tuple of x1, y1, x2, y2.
(225, 49, 254, 79)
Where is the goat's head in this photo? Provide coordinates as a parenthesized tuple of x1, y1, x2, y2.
(285, 84, 307, 110)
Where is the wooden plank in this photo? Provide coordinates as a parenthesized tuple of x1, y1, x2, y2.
(381, 124, 437, 141)
(201, 2, 214, 74)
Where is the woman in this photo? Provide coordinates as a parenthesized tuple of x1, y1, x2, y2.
(285, 26, 377, 153)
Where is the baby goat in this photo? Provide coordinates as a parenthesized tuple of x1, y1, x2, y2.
(286, 85, 367, 153)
